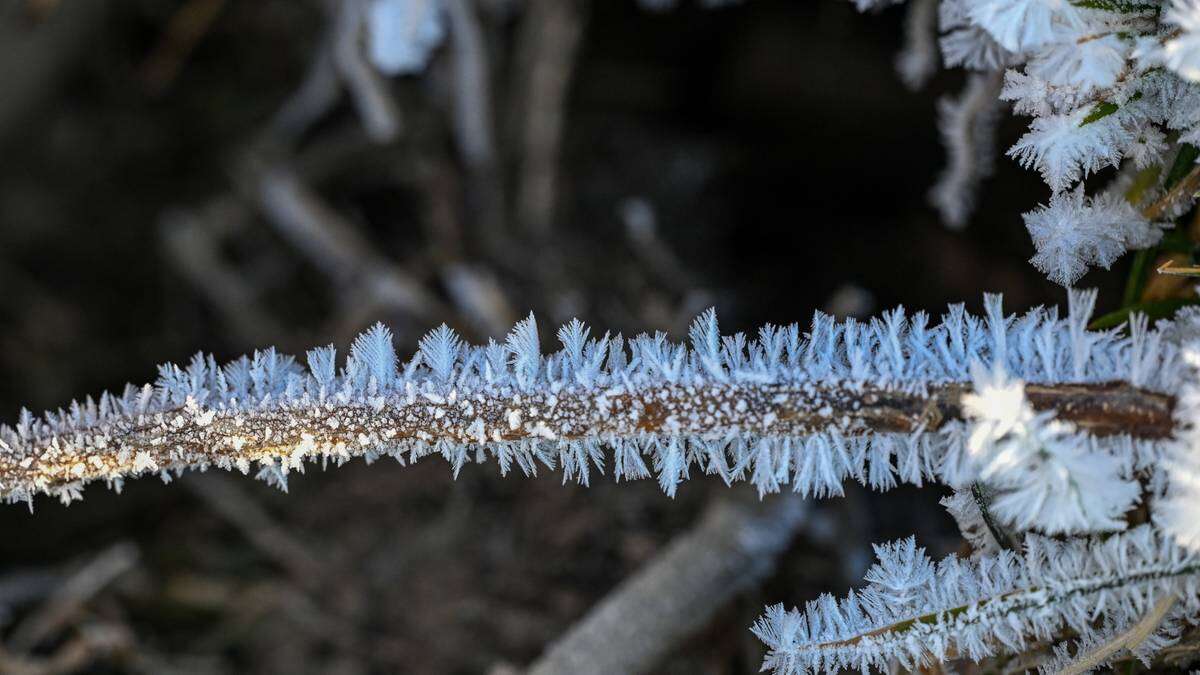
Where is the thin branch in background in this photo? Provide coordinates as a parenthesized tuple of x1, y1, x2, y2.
(6, 542, 138, 653)
(443, 0, 509, 253)
(253, 164, 445, 324)
(526, 490, 809, 675)
(0, 623, 133, 675)
(184, 473, 328, 589)
(440, 262, 518, 338)
(512, 0, 586, 237)
(619, 196, 704, 295)
(267, 41, 343, 144)
(895, 0, 937, 90)
(928, 71, 1004, 229)
(138, 0, 228, 95)
(331, 0, 403, 143)
(160, 201, 288, 346)
(443, 0, 496, 169)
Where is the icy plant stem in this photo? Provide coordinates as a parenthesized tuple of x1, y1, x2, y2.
(0, 380, 1174, 501)
(786, 560, 1196, 663)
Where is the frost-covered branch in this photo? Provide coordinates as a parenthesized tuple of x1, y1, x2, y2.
(752, 526, 1200, 674)
(0, 291, 1180, 507)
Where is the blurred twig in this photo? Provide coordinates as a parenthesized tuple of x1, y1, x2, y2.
(332, 0, 402, 143)
(253, 163, 446, 327)
(7, 542, 138, 652)
(184, 473, 328, 589)
(525, 490, 809, 675)
(512, 0, 586, 237)
(139, 0, 228, 94)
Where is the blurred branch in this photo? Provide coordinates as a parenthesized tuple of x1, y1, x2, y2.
(332, 0, 402, 143)
(253, 163, 446, 324)
(526, 491, 809, 675)
(512, 0, 586, 237)
(160, 199, 288, 346)
(184, 473, 328, 589)
(0, 0, 107, 143)
(139, 0, 228, 94)
(0, 624, 132, 675)
(7, 542, 138, 652)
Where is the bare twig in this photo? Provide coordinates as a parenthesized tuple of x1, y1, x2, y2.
(253, 164, 444, 323)
(331, 0, 403, 143)
(512, 0, 586, 236)
(443, 0, 496, 169)
(184, 473, 327, 587)
(139, 0, 229, 94)
(7, 543, 138, 652)
(525, 490, 809, 675)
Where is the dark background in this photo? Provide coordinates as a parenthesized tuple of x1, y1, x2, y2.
(0, 1, 1117, 672)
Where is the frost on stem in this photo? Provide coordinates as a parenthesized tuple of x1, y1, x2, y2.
(752, 525, 1200, 675)
(0, 291, 1179, 507)
(961, 360, 1140, 534)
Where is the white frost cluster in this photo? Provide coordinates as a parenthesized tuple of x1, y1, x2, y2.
(1022, 186, 1163, 286)
(1157, 307, 1200, 551)
(1156, 0, 1200, 81)
(854, 0, 1200, 285)
(961, 361, 1139, 534)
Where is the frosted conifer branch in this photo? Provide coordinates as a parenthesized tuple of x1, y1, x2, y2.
(752, 526, 1200, 675)
(0, 292, 1180, 507)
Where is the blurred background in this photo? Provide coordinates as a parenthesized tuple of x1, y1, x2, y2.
(0, 0, 1106, 672)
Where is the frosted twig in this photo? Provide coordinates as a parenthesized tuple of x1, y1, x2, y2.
(753, 527, 1200, 674)
(0, 294, 1181, 504)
